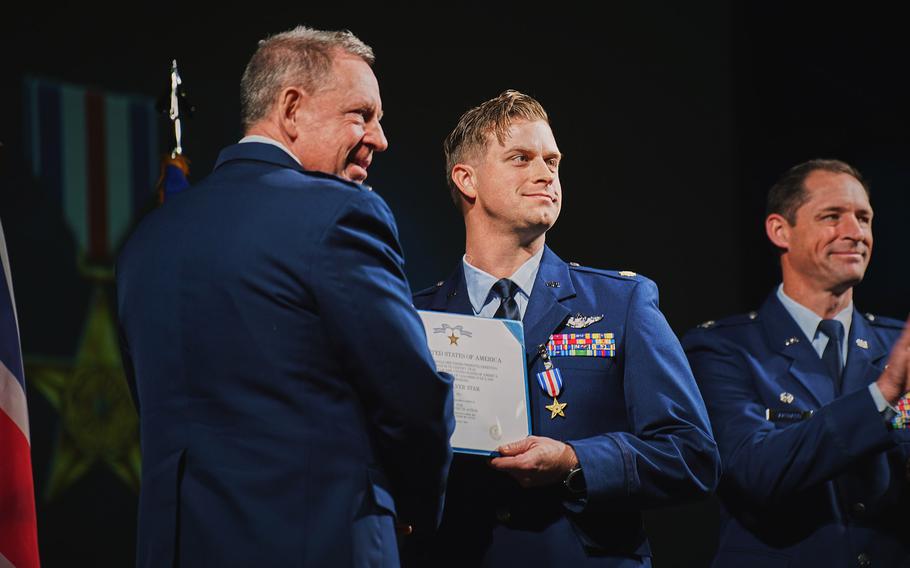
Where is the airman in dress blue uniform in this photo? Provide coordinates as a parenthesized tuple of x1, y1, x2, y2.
(117, 28, 454, 568)
(683, 159, 910, 568)
(405, 90, 720, 567)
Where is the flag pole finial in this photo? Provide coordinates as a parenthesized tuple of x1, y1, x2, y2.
(169, 59, 183, 158)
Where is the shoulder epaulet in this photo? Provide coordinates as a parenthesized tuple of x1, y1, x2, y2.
(862, 312, 905, 330)
(695, 310, 759, 330)
(568, 263, 643, 282)
(413, 280, 445, 298)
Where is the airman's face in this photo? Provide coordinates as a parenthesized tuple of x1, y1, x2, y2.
(777, 170, 873, 292)
(291, 54, 388, 183)
(465, 119, 562, 236)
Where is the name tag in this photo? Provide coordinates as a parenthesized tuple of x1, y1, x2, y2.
(765, 408, 813, 422)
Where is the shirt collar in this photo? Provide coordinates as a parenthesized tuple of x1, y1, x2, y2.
(776, 283, 853, 341)
(239, 135, 301, 165)
(462, 247, 544, 314)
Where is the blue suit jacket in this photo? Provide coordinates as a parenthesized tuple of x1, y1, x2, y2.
(683, 292, 910, 568)
(116, 143, 455, 568)
(407, 247, 720, 567)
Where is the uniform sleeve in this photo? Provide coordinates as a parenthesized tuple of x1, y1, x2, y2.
(568, 278, 721, 510)
(312, 190, 455, 533)
(682, 328, 894, 505)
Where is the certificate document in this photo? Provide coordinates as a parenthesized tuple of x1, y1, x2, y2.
(418, 310, 530, 455)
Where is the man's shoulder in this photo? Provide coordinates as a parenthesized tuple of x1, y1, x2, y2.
(413, 280, 446, 300)
(217, 141, 373, 193)
(216, 147, 376, 199)
(565, 263, 652, 288)
(567, 262, 643, 280)
(413, 272, 458, 314)
(265, 169, 393, 228)
(411, 280, 446, 309)
(691, 310, 761, 333)
(561, 263, 663, 314)
(858, 311, 906, 346)
(268, 169, 378, 207)
(682, 310, 763, 349)
(199, 163, 391, 239)
(299, 169, 375, 194)
(859, 311, 905, 331)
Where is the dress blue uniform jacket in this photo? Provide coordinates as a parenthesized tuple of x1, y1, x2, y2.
(408, 246, 720, 567)
(682, 292, 910, 568)
(116, 143, 455, 568)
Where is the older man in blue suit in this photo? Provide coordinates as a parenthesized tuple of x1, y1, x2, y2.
(116, 27, 454, 568)
(683, 159, 910, 567)
(405, 90, 720, 567)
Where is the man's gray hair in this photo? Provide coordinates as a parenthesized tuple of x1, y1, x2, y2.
(240, 26, 374, 130)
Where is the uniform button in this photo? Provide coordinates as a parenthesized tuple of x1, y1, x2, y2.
(857, 552, 871, 567)
(495, 506, 511, 523)
(851, 502, 866, 516)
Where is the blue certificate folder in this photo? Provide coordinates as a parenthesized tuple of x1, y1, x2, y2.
(417, 310, 532, 456)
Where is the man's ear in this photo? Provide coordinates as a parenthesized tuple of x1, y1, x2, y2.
(278, 86, 306, 140)
(451, 163, 478, 201)
(765, 213, 791, 251)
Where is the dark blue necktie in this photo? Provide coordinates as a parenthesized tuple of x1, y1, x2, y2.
(818, 319, 845, 391)
(491, 278, 521, 321)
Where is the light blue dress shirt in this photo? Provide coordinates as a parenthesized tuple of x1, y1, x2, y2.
(462, 247, 544, 320)
(777, 284, 851, 364)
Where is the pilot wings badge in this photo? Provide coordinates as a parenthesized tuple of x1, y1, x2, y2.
(565, 314, 604, 329)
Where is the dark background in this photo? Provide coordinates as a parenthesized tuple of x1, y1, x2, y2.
(1, 3, 908, 566)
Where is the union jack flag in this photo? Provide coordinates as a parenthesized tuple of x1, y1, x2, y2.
(0, 218, 40, 568)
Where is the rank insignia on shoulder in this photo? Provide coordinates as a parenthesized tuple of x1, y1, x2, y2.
(865, 313, 876, 322)
(435, 280, 445, 287)
(569, 262, 580, 267)
(618, 270, 637, 277)
(566, 314, 603, 329)
(698, 320, 716, 329)
(748, 311, 758, 320)
(779, 392, 794, 404)
(784, 336, 800, 347)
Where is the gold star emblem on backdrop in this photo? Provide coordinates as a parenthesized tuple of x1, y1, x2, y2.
(26, 286, 140, 501)
(545, 397, 567, 419)
(448, 332, 459, 345)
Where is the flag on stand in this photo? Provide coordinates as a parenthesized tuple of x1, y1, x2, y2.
(155, 59, 193, 204)
(0, 217, 40, 568)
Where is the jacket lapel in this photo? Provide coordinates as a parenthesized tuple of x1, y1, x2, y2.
(841, 309, 888, 395)
(522, 247, 576, 365)
(761, 293, 835, 407)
